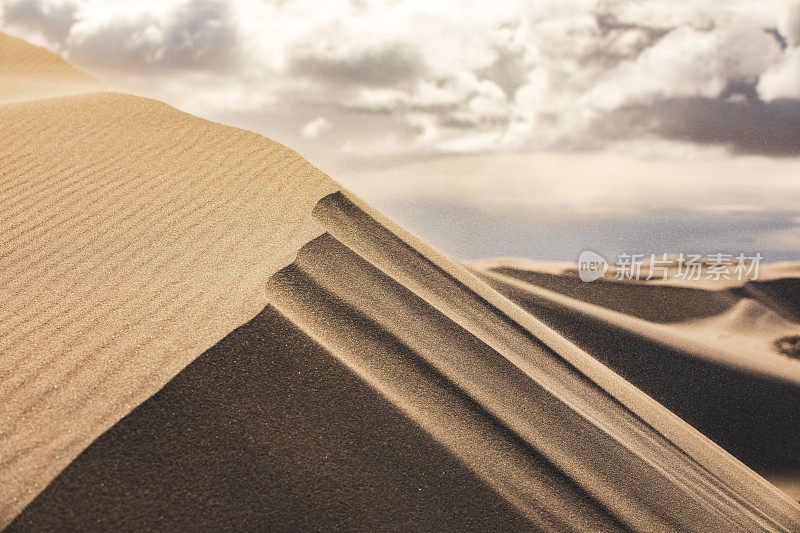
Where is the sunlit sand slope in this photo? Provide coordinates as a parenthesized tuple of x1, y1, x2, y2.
(0, 34, 336, 523)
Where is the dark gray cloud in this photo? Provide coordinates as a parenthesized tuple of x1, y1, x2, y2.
(289, 45, 422, 86)
(2, 0, 77, 43)
(600, 97, 800, 156)
(156, 0, 238, 69)
(588, 12, 672, 67)
(765, 27, 788, 50)
(477, 46, 528, 98)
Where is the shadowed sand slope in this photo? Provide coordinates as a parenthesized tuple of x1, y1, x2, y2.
(4, 32, 800, 530)
(6, 306, 567, 531)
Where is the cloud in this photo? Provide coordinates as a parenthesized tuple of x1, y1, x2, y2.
(2, 0, 799, 157)
(289, 45, 422, 86)
(588, 21, 781, 109)
(599, 97, 800, 156)
(759, 48, 800, 100)
(301, 116, 333, 138)
(779, 1, 800, 47)
(758, 2, 800, 100)
(2, 0, 76, 43)
(3, 0, 240, 70)
(75, 0, 237, 70)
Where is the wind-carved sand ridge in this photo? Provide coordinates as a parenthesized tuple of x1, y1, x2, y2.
(264, 190, 800, 530)
(2, 32, 800, 530)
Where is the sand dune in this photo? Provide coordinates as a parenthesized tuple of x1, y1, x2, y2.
(471, 259, 800, 499)
(0, 33, 336, 524)
(470, 260, 800, 383)
(262, 191, 800, 529)
(3, 32, 800, 530)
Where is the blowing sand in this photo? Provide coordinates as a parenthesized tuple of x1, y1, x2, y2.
(2, 32, 800, 531)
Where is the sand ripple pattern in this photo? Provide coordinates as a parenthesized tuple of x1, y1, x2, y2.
(0, 88, 336, 525)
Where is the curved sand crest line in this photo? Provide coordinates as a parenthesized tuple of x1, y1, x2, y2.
(2, 31, 799, 530)
(264, 190, 800, 530)
(0, 33, 337, 525)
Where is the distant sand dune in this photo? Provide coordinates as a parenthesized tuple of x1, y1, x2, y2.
(2, 31, 800, 530)
(471, 259, 800, 500)
(471, 263, 800, 384)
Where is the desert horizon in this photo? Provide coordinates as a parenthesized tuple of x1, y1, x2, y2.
(2, 2, 800, 531)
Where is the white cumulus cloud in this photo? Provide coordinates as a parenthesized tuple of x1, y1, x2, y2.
(2, 0, 799, 158)
(301, 116, 333, 138)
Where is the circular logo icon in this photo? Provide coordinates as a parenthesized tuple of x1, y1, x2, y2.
(578, 251, 608, 282)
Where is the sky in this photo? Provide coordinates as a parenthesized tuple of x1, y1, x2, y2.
(3, 0, 800, 261)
